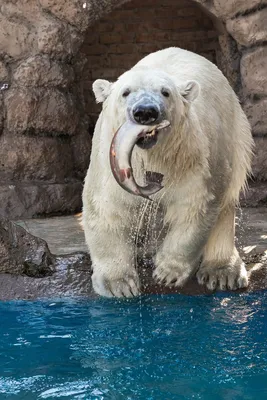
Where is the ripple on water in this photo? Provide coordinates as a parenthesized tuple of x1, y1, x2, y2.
(0, 292, 266, 399)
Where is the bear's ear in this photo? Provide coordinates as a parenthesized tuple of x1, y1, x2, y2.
(92, 79, 113, 103)
(179, 80, 200, 103)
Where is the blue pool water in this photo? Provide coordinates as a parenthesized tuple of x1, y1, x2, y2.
(0, 292, 266, 400)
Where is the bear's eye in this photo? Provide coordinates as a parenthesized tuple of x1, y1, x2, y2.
(161, 89, 169, 98)
(122, 89, 131, 97)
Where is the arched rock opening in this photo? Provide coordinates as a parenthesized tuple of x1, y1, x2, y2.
(80, 0, 223, 127)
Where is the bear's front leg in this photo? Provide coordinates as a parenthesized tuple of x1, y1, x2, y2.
(83, 212, 140, 298)
(196, 204, 248, 291)
(153, 211, 211, 288)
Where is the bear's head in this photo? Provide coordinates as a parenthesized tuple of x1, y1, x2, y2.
(92, 67, 201, 198)
(93, 67, 200, 146)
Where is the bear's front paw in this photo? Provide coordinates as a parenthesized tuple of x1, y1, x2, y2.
(196, 259, 248, 291)
(153, 259, 193, 287)
(92, 269, 140, 298)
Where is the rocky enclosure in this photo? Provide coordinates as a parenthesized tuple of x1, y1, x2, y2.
(0, 0, 266, 219)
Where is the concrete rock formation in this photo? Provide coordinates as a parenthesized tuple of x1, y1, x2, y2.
(0, 0, 266, 218)
(0, 216, 54, 277)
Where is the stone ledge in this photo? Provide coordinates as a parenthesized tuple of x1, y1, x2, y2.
(0, 207, 264, 300)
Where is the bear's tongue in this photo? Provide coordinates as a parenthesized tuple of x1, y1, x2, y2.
(109, 119, 170, 199)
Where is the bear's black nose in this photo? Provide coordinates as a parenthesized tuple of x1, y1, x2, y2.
(133, 105, 159, 124)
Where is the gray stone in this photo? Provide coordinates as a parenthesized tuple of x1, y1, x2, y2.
(0, 217, 54, 276)
(0, 134, 75, 182)
(1, 0, 46, 25)
(241, 46, 267, 96)
(251, 138, 267, 181)
(0, 182, 83, 220)
(5, 88, 79, 136)
(16, 215, 87, 255)
(213, 0, 267, 20)
(39, 0, 91, 32)
(37, 19, 82, 59)
(13, 56, 74, 88)
(0, 94, 4, 135)
(217, 34, 240, 92)
(240, 182, 267, 207)
(0, 13, 35, 58)
(0, 61, 8, 81)
(71, 129, 92, 180)
(243, 98, 267, 136)
(226, 8, 267, 47)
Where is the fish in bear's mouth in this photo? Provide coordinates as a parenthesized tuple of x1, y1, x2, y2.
(109, 119, 170, 199)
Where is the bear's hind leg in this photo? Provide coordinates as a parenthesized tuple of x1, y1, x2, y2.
(196, 204, 248, 291)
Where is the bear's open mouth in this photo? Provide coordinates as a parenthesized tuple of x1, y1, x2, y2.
(136, 129, 158, 149)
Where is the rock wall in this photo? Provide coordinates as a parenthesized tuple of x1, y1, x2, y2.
(0, 0, 266, 219)
(0, 0, 92, 219)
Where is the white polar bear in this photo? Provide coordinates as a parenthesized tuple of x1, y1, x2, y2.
(82, 47, 254, 298)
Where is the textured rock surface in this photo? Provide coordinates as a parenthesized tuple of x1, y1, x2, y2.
(240, 182, 267, 207)
(252, 138, 267, 181)
(0, 217, 54, 276)
(0, 94, 4, 135)
(37, 20, 81, 59)
(244, 99, 267, 136)
(5, 88, 79, 136)
(226, 8, 267, 47)
(71, 129, 92, 180)
(0, 135, 75, 182)
(0, 0, 90, 219)
(241, 47, 267, 96)
(0, 14, 35, 58)
(0, 61, 8, 82)
(39, 0, 91, 32)
(13, 56, 74, 88)
(0, 183, 83, 220)
(213, 0, 267, 19)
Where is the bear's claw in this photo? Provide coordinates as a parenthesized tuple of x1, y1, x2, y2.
(153, 262, 192, 288)
(196, 261, 249, 291)
(92, 271, 140, 298)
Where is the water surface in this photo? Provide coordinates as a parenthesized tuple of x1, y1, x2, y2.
(0, 292, 266, 399)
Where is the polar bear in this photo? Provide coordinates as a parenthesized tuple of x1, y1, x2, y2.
(82, 47, 253, 298)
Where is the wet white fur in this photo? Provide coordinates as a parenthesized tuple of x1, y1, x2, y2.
(83, 47, 254, 297)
